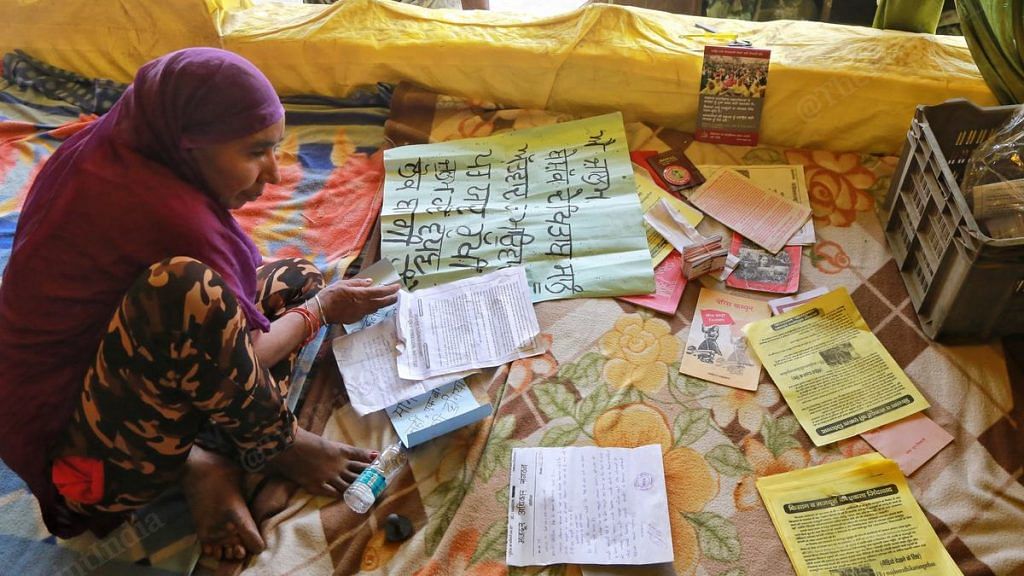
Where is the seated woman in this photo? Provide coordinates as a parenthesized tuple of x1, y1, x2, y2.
(0, 48, 399, 561)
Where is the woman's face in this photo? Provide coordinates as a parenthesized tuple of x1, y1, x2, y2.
(190, 118, 285, 210)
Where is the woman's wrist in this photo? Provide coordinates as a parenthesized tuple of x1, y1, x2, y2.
(311, 293, 328, 325)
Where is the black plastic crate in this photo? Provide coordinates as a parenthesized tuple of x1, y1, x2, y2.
(883, 99, 1024, 341)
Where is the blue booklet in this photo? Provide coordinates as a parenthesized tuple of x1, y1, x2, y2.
(385, 379, 492, 448)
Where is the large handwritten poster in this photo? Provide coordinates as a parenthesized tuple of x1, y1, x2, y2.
(381, 113, 655, 301)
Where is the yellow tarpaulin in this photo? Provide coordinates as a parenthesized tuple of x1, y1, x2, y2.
(0, 0, 998, 154)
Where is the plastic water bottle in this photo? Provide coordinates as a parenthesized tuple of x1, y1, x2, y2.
(344, 442, 407, 513)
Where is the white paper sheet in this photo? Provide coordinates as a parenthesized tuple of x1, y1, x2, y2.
(644, 198, 707, 254)
(506, 445, 674, 566)
(331, 317, 472, 415)
(395, 266, 543, 380)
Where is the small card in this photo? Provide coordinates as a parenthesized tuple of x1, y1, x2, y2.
(680, 287, 769, 391)
(688, 169, 810, 254)
(726, 233, 801, 294)
(768, 287, 829, 316)
(695, 45, 771, 146)
(618, 251, 687, 315)
(646, 149, 705, 194)
(386, 379, 493, 448)
(860, 413, 954, 476)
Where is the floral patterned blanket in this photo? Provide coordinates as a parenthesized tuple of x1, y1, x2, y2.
(244, 84, 1024, 576)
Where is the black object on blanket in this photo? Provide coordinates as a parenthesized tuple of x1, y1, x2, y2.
(2, 50, 127, 114)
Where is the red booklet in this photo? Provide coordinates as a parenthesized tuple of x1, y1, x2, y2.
(725, 233, 800, 294)
(619, 251, 687, 314)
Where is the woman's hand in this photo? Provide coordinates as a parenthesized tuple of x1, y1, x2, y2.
(317, 279, 400, 325)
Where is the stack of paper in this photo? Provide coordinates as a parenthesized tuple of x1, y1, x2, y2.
(699, 165, 815, 246)
(644, 199, 728, 280)
(395, 266, 544, 381)
(332, 317, 475, 416)
(681, 234, 728, 279)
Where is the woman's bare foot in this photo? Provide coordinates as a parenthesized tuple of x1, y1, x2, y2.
(266, 427, 377, 498)
(182, 447, 265, 561)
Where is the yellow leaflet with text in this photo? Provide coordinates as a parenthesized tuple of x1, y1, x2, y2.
(744, 288, 928, 446)
(632, 164, 703, 266)
(757, 453, 962, 576)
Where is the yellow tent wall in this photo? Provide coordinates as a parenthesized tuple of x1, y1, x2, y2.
(0, 0, 998, 154)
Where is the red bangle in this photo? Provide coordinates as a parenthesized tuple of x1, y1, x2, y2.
(285, 305, 320, 346)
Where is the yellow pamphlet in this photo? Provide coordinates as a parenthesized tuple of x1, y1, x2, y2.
(632, 164, 703, 266)
(757, 453, 962, 576)
(744, 288, 928, 446)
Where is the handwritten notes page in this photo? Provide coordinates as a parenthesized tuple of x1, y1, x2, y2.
(757, 453, 961, 576)
(506, 445, 674, 567)
(744, 288, 929, 446)
(386, 379, 492, 448)
(689, 169, 810, 254)
(381, 112, 654, 302)
(331, 317, 472, 415)
(395, 266, 542, 380)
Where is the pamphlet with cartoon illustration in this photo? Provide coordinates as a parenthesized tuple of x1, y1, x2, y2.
(695, 45, 771, 146)
(680, 287, 769, 391)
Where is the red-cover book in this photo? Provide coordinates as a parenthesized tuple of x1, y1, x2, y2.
(725, 233, 801, 294)
(619, 251, 687, 314)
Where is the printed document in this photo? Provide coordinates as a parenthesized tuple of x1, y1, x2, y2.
(700, 165, 814, 245)
(744, 288, 928, 445)
(689, 169, 810, 254)
(506, 445, 673, 566)
(331, 317, 472, 415)
(757, 453, 961, 576)
(396, 266, 543, 380)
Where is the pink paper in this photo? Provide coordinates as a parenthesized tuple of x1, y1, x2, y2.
(688, 169, 810, 254)
(619, 251, 687, 314)
(860, 413, 954, 476)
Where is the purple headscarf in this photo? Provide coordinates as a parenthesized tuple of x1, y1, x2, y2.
(0, 48, 283, 537)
